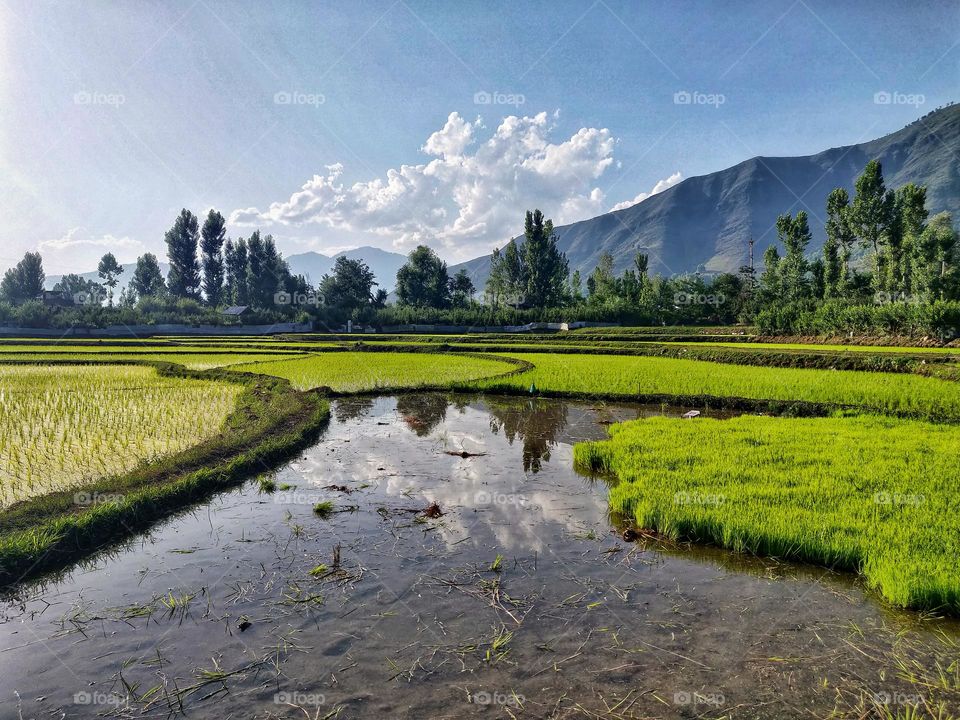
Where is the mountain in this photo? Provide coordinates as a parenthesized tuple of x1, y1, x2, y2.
(451, 104, 960, 285)
(45, 261, 170, 294)
(286, 246, 408, 290)
(45, 246, 408, 294)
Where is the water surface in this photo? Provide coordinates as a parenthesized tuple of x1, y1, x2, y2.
(0, 394, 955, 719)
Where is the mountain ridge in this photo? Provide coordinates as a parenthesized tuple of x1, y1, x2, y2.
(451, 104, 960, 285)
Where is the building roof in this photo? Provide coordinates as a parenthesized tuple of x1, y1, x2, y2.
(220, 305, 249, 316)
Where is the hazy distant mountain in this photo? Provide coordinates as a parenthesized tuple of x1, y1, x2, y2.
(45, 261, 170, 294)
(451, 103, 960, 286)
(286, 246, 408, 290)
(46, 246, 408, 294)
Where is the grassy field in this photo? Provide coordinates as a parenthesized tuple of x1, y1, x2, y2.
(655, 340, 960, 355)
(0, 364, 243, 506)
(241, 351, 519, 391)
(468, 352, 960, 419)
(0, 351, 304, 369)
(574, 413, 960, 612)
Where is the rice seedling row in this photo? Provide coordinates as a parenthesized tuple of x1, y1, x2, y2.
(0, 352, 304, 370)
(239, 351, 521, 391)
(574, 413, 960, 611)
(0, 364, 243, 506)
(471, 352, 960, 420)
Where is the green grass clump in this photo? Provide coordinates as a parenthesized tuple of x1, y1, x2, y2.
(313, 501, 334, 517)
(574, 414, 960, 612)
(242, 351, 518, 391)
(473, 353, 960, 419)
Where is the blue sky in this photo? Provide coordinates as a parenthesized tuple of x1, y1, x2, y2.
(1, 0, 957, 273)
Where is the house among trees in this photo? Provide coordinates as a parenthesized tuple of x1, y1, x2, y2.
(219, 305, 249, 323)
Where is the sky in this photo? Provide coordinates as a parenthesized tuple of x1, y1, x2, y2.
(1, 0, 957, 274)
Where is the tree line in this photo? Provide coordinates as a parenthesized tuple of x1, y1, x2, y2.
(746, 161, 958, 335)
(2, 158, 958, 336)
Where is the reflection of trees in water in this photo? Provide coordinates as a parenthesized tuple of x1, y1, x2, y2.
(449, 395, 472, 414)
(332, 397, 375, 422)
(397, 394, 448, 436)
(486, 397, 569, 473)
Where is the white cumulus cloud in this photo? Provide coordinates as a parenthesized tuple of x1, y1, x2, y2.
(38, 228, 146, 273)
(229, 111, 617, 261)
(610, 171, 683, 212)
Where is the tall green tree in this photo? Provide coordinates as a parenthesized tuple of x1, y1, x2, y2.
(129, 253, 166, 300)
(758, 245, 782, 304)
(825, 188, 855, 296)
(775, 211, 811, 302)
(320, 256, 378, 314)
(486, 240, 527, 307)
(97, 252, 123, 307)
(849, 160, 895, 288)
(0, 252, 45, 304)
(822, 233, 841, 299)
(634, 253, 650, 286)
(164, 209, 201, 298)
(245, 231, 269, 307)
(53, 274, 105, 304)
(224, 238, 249, 305)
(500, 240, 526, 306)
(619, 268, 642, 304)
(395, 245, 451, 308)
(894, 183, 928, 294)
(913, 212, 957, 300)
(450, 269, 475, 308)
(262, 235, 296, 303)
(200, 209, 227, 307)
(522, 209, 568, 307)
(485, 247, 508, 306)
(568, 269, 583, 302)
(586, 252, 618, 304)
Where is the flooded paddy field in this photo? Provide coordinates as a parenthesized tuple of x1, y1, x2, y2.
(1, 395, 957, 719)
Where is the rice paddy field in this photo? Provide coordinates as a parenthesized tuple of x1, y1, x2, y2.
(239, 351, 520, 391)
(656, 340, 960, 354)
(575, 413, 960, 611)
(0, 364, 243, 506)
(1, 331, 960, 717)
(473, 352, 960, 418)
(0, 351, 305, 370)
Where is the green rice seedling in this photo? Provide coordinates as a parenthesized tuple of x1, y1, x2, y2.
(0, 349, 303, 369)
(473, 353, 960, 419)
(241, 352, 517, 391)
(485, 625, 513, 663)
(257, 476, 276, 493)
(0, 364, 243, 506)
(657, 340, 960, 355)
(574, 414, 960, 612)
(313, 501, 334, 517)
(159, 590, 195, 620)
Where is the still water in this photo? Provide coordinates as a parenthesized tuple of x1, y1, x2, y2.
(0, 395, 956, 718)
